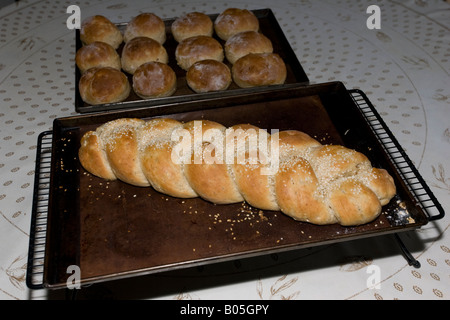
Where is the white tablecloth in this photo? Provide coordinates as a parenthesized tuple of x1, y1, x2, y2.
(0, 0, 448, 300)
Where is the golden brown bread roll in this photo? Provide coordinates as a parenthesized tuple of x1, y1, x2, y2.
(214, 8, 259, 41)
(123, 13, 166, 44)
(232, 53, 287, 88)
(80, 15, 123, 49)
(79, 117, 397, 226)
(121, 36, 169, 74)
(78, 67, 130, 105)
(224, 31, 273, 64)
(186, 60, 232, 93)
(75, 41, 121, 73)
(171, 12, 214, 43)
(175, 35, 224, 71)
(132, 62, 177, 99)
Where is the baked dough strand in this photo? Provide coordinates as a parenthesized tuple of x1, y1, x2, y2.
(79, 118, 396, 226)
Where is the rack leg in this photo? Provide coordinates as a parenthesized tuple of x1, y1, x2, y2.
(65, 288, 78, 300)
(394, 234, 421, 268)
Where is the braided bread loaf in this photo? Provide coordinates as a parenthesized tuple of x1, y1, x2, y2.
(78, 117, 396, 226)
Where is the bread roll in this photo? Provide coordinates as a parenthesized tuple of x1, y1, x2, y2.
(124, 13, 166, 44)
(132, 62, 177, 99)
(76, 41, 121, 73)
(232, 53, 286, 88)
(225, 31, 273, 64)
(214, 8, 259, 41)
(79, 117, 397, 226)
(171, 12, 213, 42)
(79, 67, 130, 105)
(186, 60, 231, 93)
(121, 37, 169, 74)
(175, 35, 224, 71)
(80, 15, 123, 49)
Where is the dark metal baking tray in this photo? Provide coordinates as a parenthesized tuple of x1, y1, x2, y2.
(74, 8, 309, 113)
(27, 82, 444, 289)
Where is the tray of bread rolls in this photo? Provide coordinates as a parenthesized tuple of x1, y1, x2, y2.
(26, 81, 444, 289)
(74, 8, 309, 113)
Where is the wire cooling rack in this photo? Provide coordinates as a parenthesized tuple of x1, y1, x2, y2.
(349, 89, 444, 223)
(26, 131, 53, 289)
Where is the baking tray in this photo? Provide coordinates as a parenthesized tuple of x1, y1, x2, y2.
(74, 8, 309, 114)
(27, 82, 444, 289)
